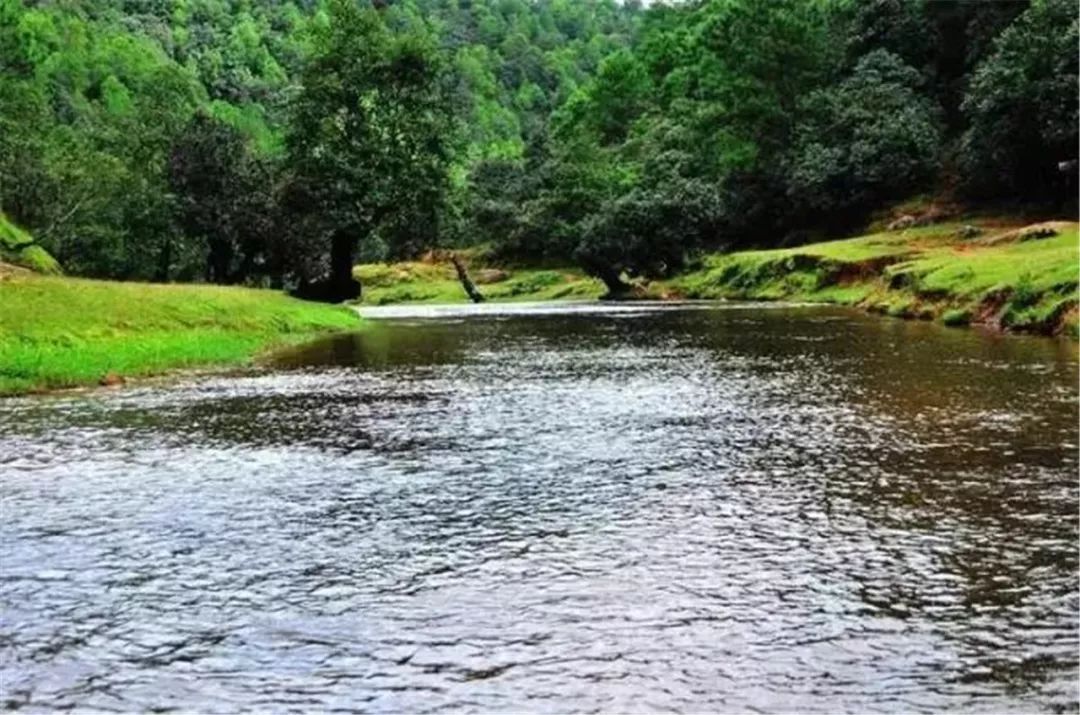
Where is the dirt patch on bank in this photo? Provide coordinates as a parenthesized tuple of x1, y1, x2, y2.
(977, 221, 1074, 246)
(827, 255, 910, 285)
(0, 261, 32, 281)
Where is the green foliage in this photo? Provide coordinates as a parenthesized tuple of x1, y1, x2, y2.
(0, 0, 1076, 291)
(0, 0, 201, 279)
(942, 309, 972, 327)
(786, 50, 942, 226)
(1010, 273, 1041, 310)
(1, 212, 32, 251)
(500, 0, 1074, 284)
(284, 0, 454, 300)
(556, 49, 652, 146)
(168, 112, 276, 284)
(576, 180, 723, 292)
(960, 0, 1079, 202)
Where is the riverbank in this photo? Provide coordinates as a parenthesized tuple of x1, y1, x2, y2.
(358, 220, 1079, 337)
(354, 260, 604, 305)
(0, 273, 360, 395)
(664, 220, 1078, 337)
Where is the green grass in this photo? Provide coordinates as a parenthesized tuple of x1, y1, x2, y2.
(355, 260, 604, 305)
(0, 275, 360, 395)
(1, 213, 61, 274)
(666, 220, 1079, 335)
(353, 221, 1077, 335)
(892, 234, 1078, 298)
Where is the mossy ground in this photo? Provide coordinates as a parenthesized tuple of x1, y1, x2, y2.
(354, 221, 1078, 338)
(664, 220, 1079, 337)
(0, 275, 360, 395)
(355, 259, 604, 305)
(1, 213, 61, 275)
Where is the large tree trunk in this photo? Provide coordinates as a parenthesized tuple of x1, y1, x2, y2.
(328, 230, 361, 300)
(292, 230, 361, 303)
(207, 239, 233, 284)
(597, 267, 631, 298)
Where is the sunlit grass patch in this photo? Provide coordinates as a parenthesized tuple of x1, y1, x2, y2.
(666, 220, 1079, 335)
(1, 213, 61, 275)
(0, 275, 359, 395)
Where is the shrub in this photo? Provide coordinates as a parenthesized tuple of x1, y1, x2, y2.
(785, 50, 943, 227)
(959, 0, 1079, 203)
(1010, 274, 1040, 309)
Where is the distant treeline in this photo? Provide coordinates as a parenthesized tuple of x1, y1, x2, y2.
(1, 0, 1076, 299)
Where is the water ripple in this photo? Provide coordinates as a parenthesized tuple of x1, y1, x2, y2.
(1, 304, 1077, 712)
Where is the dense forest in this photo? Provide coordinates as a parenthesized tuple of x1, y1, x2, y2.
(1, 0, 1076, 300)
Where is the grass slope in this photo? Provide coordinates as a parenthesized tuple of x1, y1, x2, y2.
(666, 220, 1079, 336)
(0, 275, 359, 395)
(355, 260, 604, 305)
(1, 213, 61, 275)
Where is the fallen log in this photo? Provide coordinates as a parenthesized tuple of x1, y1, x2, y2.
(448, 252, 485, 304)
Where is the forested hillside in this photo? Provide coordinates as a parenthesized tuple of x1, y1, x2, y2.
(1, 0, 1076, 300)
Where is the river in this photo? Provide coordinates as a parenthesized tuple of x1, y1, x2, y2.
(1, 302, 1077, 712)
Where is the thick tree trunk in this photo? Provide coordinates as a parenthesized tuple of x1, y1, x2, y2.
(207, 240, 233, 284)
(292, 230, 361, 303)
(232, 248, 256, 286)
(328, 230, 361, 301)
(597, 267, 631, 298)
(449, 252, 485, 303)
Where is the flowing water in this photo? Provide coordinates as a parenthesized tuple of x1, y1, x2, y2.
(1, 302, 1077, 713)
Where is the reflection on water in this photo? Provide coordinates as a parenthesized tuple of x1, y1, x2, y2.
(1, 302, 1077, 712)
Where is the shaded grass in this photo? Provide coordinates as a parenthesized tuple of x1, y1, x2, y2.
(0, 275, 359, 395)
(666, 221, 1079, 335)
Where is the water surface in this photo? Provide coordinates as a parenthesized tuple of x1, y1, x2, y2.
(2, 302, 1077, 712)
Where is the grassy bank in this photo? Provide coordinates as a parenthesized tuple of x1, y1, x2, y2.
(1, 213, 61, 275)
(355, 260, 604, 305)
(356, 220, 1078, 337)
(0, 274, 360, 395)
(664, 220, 1079, 336)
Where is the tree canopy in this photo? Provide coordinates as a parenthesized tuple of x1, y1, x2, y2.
(0, 0, 1074, 297)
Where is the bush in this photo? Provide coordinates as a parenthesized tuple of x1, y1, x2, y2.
(574, 179, 723, 292)
(959, 0, 1079, 203)
(0, 213, 61, 274)
(1010, 274, 1040, 310)
(785, 50, 943, 228)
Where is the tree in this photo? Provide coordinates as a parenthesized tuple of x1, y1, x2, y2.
(555, 49, 652, 146)
(168, 112, 275, 285)
(959, 0, 1078, 204)
(0, 0, 202, 279)
(785, 50, 943, 229)
(576, 179, 723, 295)
(284, 0, 454, 302)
